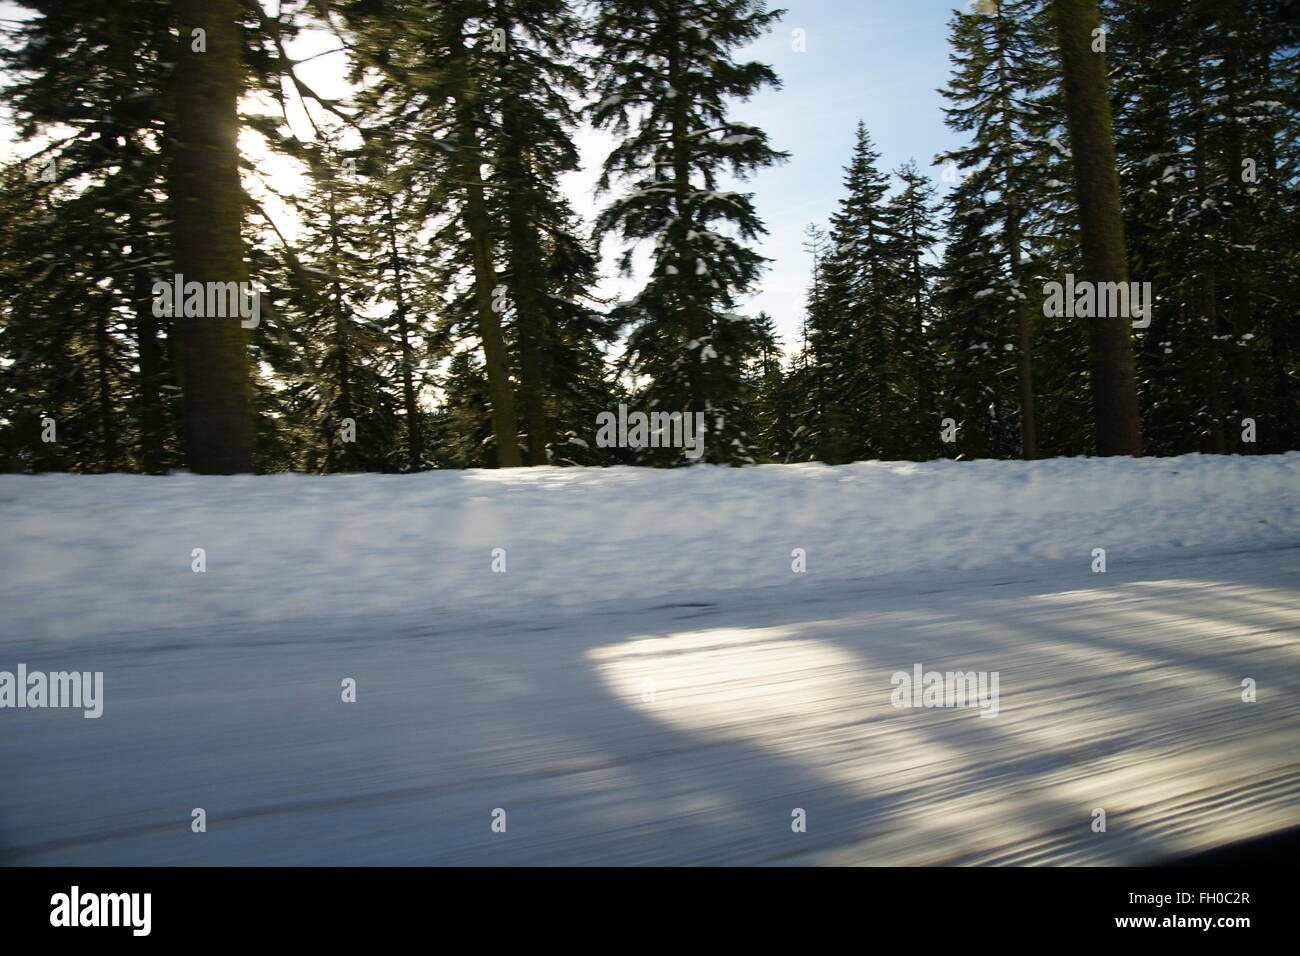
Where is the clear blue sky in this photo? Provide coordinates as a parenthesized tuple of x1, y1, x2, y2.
(686, 0, 972, 352)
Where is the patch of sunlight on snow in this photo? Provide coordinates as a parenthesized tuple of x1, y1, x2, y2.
(586, 626, 993, 841)
(587, 603, 1300, 864)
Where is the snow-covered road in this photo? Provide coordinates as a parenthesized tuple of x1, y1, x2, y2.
(2, 545, 1297, 866)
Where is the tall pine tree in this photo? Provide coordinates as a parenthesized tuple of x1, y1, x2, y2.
(590, 0, 787, 465)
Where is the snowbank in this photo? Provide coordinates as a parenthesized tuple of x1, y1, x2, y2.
(2, 453, 1297, 640)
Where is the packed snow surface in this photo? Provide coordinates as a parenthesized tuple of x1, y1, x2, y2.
(1, 455, 1298, 865)
(2, 453, 1297, 640)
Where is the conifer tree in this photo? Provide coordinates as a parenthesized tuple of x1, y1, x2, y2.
(0, 0, 180, 473)
(1109, 0, 1300, 454)
(340, 0, 521, 465)
(167, 0, 259, 472)
(1051, 0, 1143, 455)
(280, 148, 400, 472)
(936, 0, 1058, 459)
(782, 224, 829, 462)
(885, 160, 942, 459)
(0, 163, 135, 472)
(589, 0, 787, 465)
(803, 124, 898, 462)
(481, 0, 618, 464)
(342, 0, 612, 466)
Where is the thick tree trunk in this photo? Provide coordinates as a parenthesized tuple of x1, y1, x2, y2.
(458, 128, 523, 468)
(447, 10, 521, 467)
(1051, 0, 1142, 456)
(500, 112, 552, 465)
(506, 267, 551, 465)
(167, 0, 256, 473)
(492, 1, 550, 465)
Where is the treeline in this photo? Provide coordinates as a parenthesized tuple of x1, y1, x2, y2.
(778, 0, 1299, 463)
(0, 0, 1296, 474)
